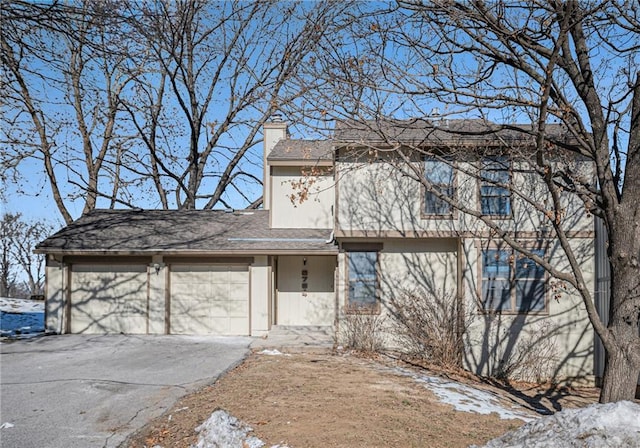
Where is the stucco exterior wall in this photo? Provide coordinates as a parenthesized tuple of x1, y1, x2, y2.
(337, 161, 441, 233)
(461, 237, 595, 383)
(44, 258, 66, 334)
(336, 238, 459, 348)
(271, 166, 334, 229)
(336, 159, 594, 236)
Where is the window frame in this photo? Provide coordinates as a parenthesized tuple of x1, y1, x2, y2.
(344, 249, 381, 314)
(478, 244, 548, 315)
(479, 156, 512, 218)
(422, 156, 457, 219)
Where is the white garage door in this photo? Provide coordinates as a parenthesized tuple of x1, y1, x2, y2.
(70, 264, 148, 334)
(170, 265, 249, 335)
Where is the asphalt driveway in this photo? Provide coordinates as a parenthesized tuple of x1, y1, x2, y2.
(0, 334, 251, 448)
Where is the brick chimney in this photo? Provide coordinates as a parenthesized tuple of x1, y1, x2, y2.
(262, 114, 288, 210)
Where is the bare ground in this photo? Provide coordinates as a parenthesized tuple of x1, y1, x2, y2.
(124, 350, 599, 448)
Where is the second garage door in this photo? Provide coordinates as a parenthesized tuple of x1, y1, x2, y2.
(170, 265, 249, 335)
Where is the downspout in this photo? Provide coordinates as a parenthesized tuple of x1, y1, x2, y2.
(325, 230, 335, 244)
(325, 229, 338, 344)
(456, 238, 465, 366)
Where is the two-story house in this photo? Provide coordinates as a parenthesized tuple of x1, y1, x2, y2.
(36, 117, 598, 384)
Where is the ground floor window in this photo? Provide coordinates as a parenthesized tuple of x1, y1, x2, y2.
(346, 251, 379, 313)
(482, 247, 546, 313)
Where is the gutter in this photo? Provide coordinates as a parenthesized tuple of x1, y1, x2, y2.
(34, 248, 340, 257)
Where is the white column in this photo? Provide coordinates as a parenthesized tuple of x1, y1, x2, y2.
(45, 257, 66, 334)
(250, 256, 271, 336)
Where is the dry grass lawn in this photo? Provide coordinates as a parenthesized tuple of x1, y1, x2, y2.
(125, 351, 599, 448)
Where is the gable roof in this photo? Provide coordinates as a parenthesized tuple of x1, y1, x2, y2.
(36, 209, 337, 256)
(334, 118, 576, 147)
(267, 139, 333, 165)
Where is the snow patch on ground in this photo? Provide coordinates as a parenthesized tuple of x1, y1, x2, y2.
(411, 373, 538, 421)
(259, 349, 288, 356)
(193, 409, 288, 448)
(474, 401, 640, 448)
(0, 297, 44, 338)
(392, 367, 538, 421)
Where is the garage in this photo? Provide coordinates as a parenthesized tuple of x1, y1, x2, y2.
(169, 264, 250, 335)
(70, 264, 148, 334)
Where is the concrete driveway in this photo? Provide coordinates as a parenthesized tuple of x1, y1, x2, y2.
(0, 334, 251, 448)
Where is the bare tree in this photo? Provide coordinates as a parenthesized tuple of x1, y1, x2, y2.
(0, 215, 19, 297)
(1, 1, 136, 224)
(292, 1, 639, 402)
(0, 213, 50, 297)
(119, 0, 345, 209)
(1, 0, 349, 217)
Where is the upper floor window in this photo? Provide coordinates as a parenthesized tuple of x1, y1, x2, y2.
(424, 157, 454, 215)
(480, 157, 511, 216)
(482, 248, 546, 313)
(346, 251, 379, 313)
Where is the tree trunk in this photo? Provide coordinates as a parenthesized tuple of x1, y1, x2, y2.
(600, 212, 640, 402)
(600, 343, 640, 402)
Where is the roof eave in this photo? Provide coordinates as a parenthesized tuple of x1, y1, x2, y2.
(36, 248, 339, 257)
(267, 159, 333, 167)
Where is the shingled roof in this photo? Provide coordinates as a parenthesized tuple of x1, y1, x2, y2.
(36, 209, 336, 255)
(334, 118, 576, 147)
(267, 139, 333, 164)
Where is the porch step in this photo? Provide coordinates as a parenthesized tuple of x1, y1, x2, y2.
(250, 325, 334, 353)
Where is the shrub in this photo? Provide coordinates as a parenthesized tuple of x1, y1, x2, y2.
(337, 313, 387, 354)
(389, 288, 466, 368)
(494, 322, 560, 383)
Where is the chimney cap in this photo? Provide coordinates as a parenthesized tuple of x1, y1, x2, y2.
(270, 111, 284, 122)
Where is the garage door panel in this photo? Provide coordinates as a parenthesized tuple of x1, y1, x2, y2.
(227, 301, 249, 317)
(228, 270, 247, 283)
(229, 285, 249, 301)
(228, 317, 249, 334)
(208, 300, 248, 317)
(171, 315, 211, 335)
(208, 317, 246, 334)
(172, 272, 210, 284)
(210, 283, 229, 295)
(71, 264, 148, 334)
(170, 264, 249, 335)
(172, 300, 211, 316)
